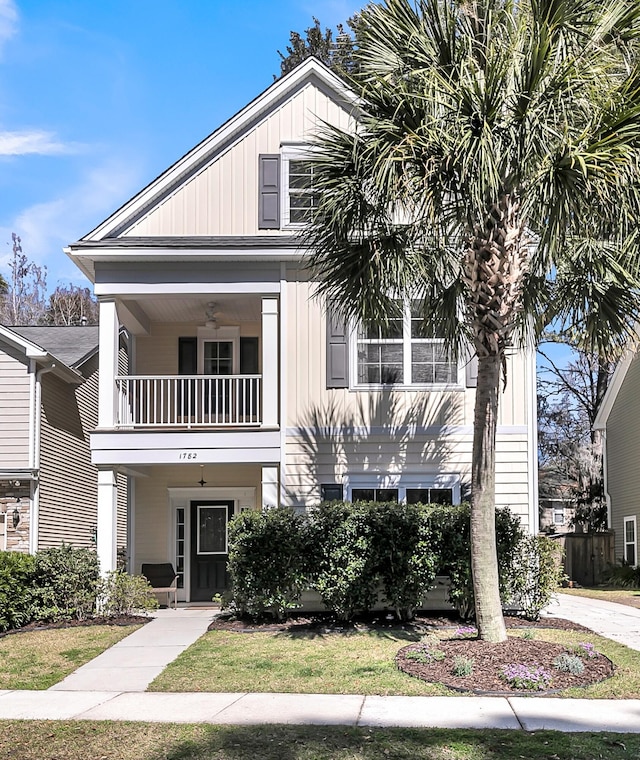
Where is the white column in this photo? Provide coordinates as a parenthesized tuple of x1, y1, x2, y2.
(261, 297, 279, 427)
(97, 469, 118, 574)
(98, 298, 120, 429)
(261, 466, 279, 509)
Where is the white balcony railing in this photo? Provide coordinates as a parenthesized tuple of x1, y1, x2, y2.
(116, 375, 262, 428)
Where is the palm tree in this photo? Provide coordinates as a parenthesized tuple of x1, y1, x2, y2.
(304, 0, 640, 641)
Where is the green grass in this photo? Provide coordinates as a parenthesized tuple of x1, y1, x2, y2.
(0, 624, 142, 690)
(149, 626, 640, 698)
(561, 586, 640, 608)
(149, 628, 450, 695)
(1, 722, 639, 760)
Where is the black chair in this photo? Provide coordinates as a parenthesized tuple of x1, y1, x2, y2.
(141, 563, 178, 609)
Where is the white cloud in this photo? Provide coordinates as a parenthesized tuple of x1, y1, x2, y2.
(0, 157, 142, 286)
(0, 0, 18, 57)
(0, 129, 77, 156)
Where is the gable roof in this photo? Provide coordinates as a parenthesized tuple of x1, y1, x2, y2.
(0, 325, 99, 383)
(593, 347, 636, 430)
(74, 58, 358, 245)
(9, 326, 100, 368)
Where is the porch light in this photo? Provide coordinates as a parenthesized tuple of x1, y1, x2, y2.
(198, 466, 207, 487)
(12, 507, 20, 529)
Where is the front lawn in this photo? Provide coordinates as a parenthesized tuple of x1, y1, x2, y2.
(1, 722, 639, 760)
(149, 626, 640, 698)
(0, 624, 142, 690)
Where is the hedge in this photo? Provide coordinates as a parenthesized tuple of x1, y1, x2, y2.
(226, 502, 561, 622)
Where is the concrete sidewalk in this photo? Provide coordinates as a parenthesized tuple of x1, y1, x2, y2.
(1, 690, 640, 732)
(49, 608, 214, 692)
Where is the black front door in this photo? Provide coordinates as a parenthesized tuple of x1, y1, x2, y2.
(190, 500, 234, 601)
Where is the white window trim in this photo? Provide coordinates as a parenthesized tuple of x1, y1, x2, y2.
(196, 326, 240, 375)
(281, 144, 312, 230)
(350, 303, 463, 390)
(624, 515, 637, 567)
(345, 473, 461, 504)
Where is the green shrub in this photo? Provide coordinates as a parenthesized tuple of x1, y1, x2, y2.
(452, 655, 474, 676)
(507, 534, 564, 620)
(228, 507, 311, 621)
(603, 560, 640, 588)
(432, 504, 524, 619)
(308, 501, 379, 621)
(553, 653, 584, 674)
(369, 502, 438, 621)
(0, 551, 36, 631)
(98, 571, 159, 617)
(31, 545, 99, 622)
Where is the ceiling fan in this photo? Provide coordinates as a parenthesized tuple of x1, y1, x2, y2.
(204, 302, 221, 328)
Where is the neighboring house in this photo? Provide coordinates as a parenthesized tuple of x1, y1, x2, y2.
(0, 325, 127, 556)
(593, 348, 640, 565)
(65, 58, 538, 602)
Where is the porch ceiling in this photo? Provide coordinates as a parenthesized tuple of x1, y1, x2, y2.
(121, 295, 263, 325)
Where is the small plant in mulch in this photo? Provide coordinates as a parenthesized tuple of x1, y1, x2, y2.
(553, 653, 585, 674)
(572, 642, 598, 659)
(501, 663, 552, 691)
(451, 656, 474, 677)
(455, 626, 477, 638)
(405, 645, 446, 664)
(520, 628, 535, 640)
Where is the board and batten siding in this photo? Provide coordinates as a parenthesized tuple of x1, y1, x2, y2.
(605, 352, 640, 561)
(37, 356, 102, 550)
(0, 342, 31, 469)
(122, 82, 353, 238)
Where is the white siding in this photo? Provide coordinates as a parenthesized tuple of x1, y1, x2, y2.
(606, 352, 640, 561)
(283, 275, 533, 524)
(133, 463, 261, 572)
(0, 343, 30, 469)
(123, 83, 353, 237)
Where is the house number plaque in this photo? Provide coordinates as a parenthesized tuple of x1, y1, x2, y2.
(179, 452, 198, 460)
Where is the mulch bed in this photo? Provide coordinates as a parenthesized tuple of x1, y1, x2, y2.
(0, 615, 150, 638)
(396, 637, 615, 695)
(208, 611, 590, 634)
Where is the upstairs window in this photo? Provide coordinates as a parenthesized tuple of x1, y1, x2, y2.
(288, 160, 318, 224)
(355, 300, 458, 387)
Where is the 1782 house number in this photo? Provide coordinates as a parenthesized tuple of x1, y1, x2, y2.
(179, 452, 198, 460)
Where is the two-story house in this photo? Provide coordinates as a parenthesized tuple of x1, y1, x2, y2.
(65, 58, 538, 603)
(0, 324, 127, 555)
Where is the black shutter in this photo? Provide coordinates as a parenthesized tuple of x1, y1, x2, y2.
(178, 337, 197, 374)
(465, 352, 478, 388)
(258, 154, 280, 229)
(240, 337, 259, 373)
(326, 306, 349, 389)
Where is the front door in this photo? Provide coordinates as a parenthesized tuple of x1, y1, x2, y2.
(190, 500, 234, 601)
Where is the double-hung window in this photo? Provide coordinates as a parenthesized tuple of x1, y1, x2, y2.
(280, 146, 318, 227)
(356, 300, 457, 387)
(624, 516, 637, 566)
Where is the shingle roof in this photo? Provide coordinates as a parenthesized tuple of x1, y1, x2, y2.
(9, 326, 99, 368)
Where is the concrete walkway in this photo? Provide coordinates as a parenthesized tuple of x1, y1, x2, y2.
(49, 608, 214, 692)
(1, 593, 639, 732)
(543, 592, 640, 651)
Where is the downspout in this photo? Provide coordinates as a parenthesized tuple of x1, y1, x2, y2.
(30, 363, 56, 553)
(526, 344, 539, 536)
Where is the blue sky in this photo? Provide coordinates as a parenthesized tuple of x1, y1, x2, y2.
(0, 0, 360, 288)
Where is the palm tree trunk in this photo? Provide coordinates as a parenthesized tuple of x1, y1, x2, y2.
(471, 351, 507, 643)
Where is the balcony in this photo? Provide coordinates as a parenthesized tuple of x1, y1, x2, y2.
(116, 375, 262, 428)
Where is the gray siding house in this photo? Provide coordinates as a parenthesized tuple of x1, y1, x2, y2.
(593, 349, 640, 565)
(0, 325, 127, 556)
